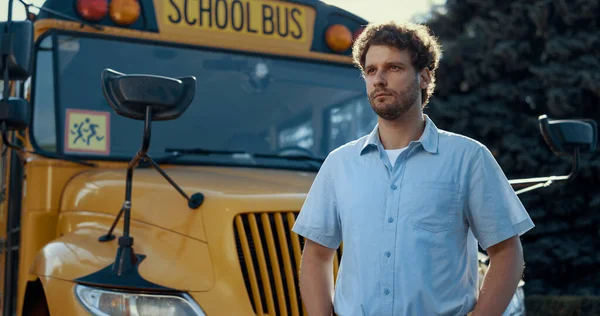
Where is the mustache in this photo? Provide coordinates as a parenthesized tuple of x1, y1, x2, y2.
(369, 89, 394, 99)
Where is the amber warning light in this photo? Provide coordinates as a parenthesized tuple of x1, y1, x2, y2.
(110, 0, 141, 25)
(76, 0, 141, 25)
(325, 24, 353, 53)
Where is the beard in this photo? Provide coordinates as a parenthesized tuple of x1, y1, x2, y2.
(368, 78, 420, 121)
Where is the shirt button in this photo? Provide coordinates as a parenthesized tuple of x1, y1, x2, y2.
(385, 252, 391, 257)
(391, 184, 398, 190)
(388, 217, 394, 223)
(384, 288, 390, 295)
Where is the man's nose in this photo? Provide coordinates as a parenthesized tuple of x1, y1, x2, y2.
(373, 70, 387, 87)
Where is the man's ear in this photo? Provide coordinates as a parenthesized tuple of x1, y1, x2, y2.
(419, 68, 431, 90)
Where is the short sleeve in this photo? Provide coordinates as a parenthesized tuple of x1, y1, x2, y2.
(291, 157, 342, 249)
(466, 146, 535, 250)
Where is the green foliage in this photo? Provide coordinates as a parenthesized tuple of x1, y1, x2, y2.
(424, 0, 600, 295)
(525, 295, 600, 316)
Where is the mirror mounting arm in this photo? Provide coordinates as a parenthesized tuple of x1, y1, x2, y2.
(144, 156, 204, 206)
(99, 105, 204, 246)
(510, 147, 580, 195)
(127, 105, 153, 170)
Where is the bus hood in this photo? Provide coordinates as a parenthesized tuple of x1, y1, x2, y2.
(60, 165, 316, 242)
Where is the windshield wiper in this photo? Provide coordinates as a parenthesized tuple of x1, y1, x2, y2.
(155, 147, 324, 167)
(19, 0, 104, 31)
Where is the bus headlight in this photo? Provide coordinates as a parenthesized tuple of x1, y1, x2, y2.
(75, 284, 206, 316)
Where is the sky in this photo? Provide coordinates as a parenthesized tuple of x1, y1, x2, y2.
(1, 0, 446, 23)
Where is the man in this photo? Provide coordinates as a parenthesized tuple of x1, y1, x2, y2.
(291, 21, 534, 316)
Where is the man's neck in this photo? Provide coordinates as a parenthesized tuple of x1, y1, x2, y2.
(377, 106, 426, 150)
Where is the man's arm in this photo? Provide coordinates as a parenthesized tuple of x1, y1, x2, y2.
(472, 235, 524, 316)
(298, 239, 337, 316)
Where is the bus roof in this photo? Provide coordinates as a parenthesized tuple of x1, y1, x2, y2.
(35, 0, 369, 60)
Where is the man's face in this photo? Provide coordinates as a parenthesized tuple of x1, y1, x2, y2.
(363, 45, 421, 121)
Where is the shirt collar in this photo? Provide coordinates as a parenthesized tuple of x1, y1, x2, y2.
(360, 114, 439, 155)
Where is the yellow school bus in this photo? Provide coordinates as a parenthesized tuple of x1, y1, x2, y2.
(0, 0, 596, 315)
(4, 0, 369, 315)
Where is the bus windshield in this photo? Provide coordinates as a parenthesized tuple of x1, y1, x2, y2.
(32, 34, 377, 169)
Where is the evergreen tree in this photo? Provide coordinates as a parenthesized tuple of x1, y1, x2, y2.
(424, 0, 600, 295)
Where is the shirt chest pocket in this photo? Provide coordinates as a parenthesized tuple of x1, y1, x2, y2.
(402, 181, 459, 233)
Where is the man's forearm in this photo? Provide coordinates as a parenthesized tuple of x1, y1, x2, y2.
(299, 254, 335, 315)
(473, 240, 524, 316)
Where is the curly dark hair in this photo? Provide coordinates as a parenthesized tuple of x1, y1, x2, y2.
(352, 21, 442, 107)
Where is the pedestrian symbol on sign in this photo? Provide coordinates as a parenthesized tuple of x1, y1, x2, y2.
(70, 117, 106, 146)
(65, 109, 110, 155)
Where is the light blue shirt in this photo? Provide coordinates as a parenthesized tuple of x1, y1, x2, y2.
(292, 115, 534, 316)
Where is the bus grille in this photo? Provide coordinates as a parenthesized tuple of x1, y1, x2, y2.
(234, 212, 342, 316)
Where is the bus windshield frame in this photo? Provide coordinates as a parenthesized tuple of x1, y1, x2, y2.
(29, 30, 377, 171)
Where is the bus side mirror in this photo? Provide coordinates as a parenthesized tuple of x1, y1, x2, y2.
(0, 21, 33, 131)
(101, 68, 196, 121)
(0, 98, 30, 131)
(539, 114, 597, 156)
(0, 21, 34, 80)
